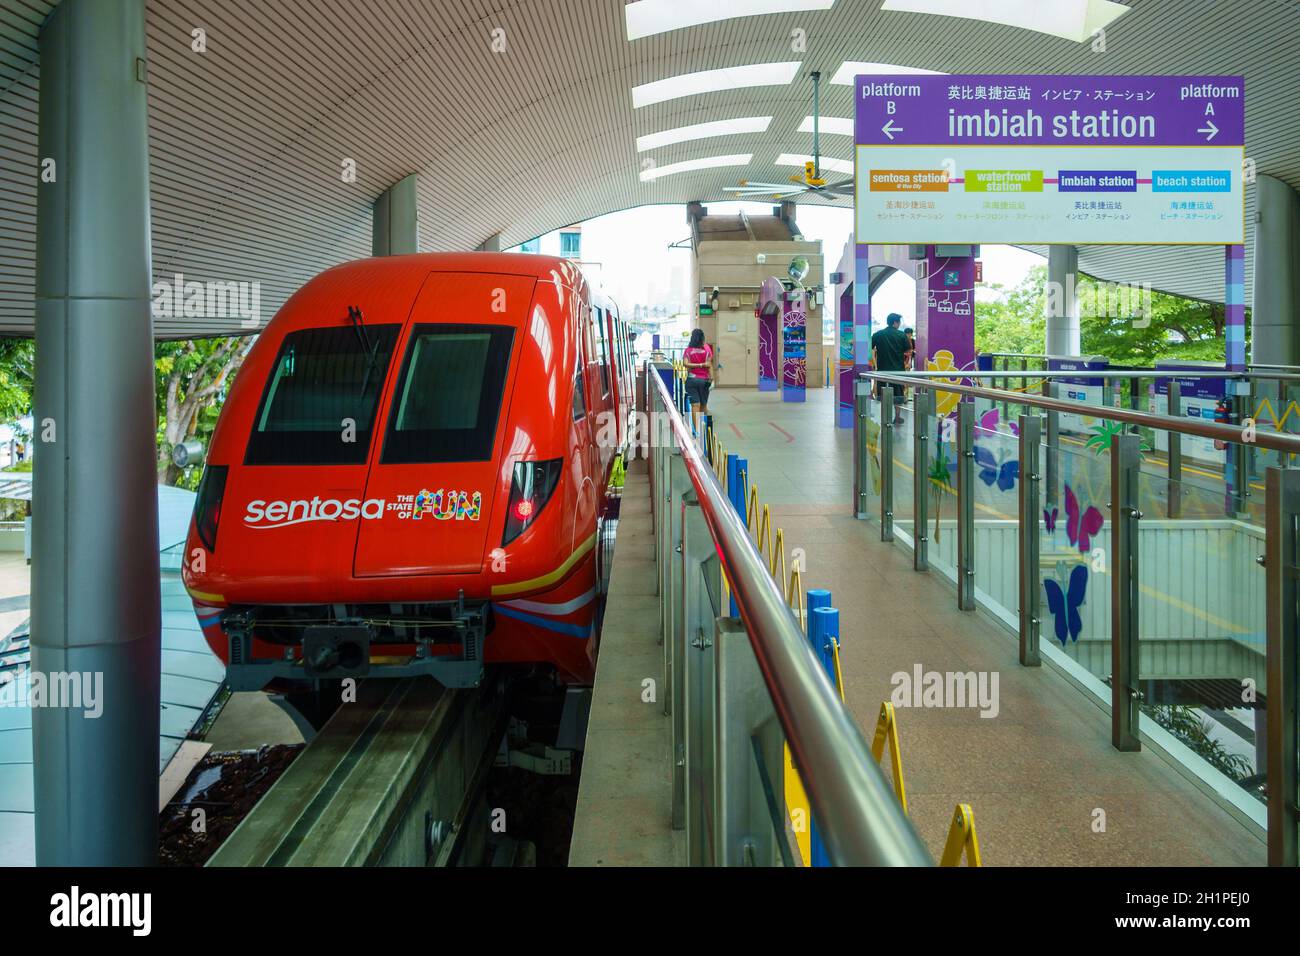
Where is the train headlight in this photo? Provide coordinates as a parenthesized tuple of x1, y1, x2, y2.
(194, 464, 228, 553)
(502, 458, 562, 546)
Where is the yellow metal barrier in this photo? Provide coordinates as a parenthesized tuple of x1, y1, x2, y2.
(870, 702, 909, 814)
(829, 636, 845, 701)
(940, 804, 983, 867)
(787, 566, 804, 628)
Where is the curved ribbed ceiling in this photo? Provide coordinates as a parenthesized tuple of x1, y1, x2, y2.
(0, 0, 1297, 335)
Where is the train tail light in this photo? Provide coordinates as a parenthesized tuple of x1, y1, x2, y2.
(502, 458, 562, 546)
(194, 464, 229, 552)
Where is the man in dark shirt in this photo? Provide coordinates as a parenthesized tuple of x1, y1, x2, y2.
(871, 312, 911, 422)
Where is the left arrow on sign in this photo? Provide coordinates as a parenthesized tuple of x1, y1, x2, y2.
(882, 119, 904, 140)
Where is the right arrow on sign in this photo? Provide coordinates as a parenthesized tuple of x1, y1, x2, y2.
(1197, 119, 1219, 141)
(881, 119, 904, 140)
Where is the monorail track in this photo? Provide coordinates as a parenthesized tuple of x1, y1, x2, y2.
(206, 676, 509, 866)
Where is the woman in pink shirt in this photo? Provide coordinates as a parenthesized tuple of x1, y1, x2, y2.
(682, 328, 713, 434)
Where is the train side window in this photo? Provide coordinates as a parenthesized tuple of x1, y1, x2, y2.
(245, 323, 400, 465)
(590, 306, 610, 399)
(572, 367, 586, 421)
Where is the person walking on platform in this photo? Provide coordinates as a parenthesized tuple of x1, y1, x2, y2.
(872, 312, 910, 425)
(682, 327, 713, 437)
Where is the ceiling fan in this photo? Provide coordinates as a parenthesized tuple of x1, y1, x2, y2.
(724, 70, 855, 203)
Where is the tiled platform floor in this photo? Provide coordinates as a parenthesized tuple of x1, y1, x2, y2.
(707, 385, 1264, 866)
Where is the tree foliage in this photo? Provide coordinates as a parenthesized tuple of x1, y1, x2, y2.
(0, 338, 34, 425)
(156, 336, 254, 488)
(976, 263, 1239, 367)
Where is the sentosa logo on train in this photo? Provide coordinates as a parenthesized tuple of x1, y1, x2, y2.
(242, 489, 485, 528)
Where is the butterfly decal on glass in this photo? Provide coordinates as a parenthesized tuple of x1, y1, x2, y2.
(974, 444, 1019, 491)
(978, 408, 1020, 437)
(1043, 506, 1058, 531)
(1043, 564, 1088, 646)
(1064, 484, 1104, 553)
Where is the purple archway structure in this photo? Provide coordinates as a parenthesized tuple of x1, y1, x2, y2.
(757, 276, 782, 391)
(840, 244, 975, 427)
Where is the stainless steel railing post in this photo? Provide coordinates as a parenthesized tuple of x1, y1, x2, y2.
(854, 384, 869, 519)
(1231, 390, 1250, 516)
(1264, 466, 1300, 867)
(913, 387, 930, 572)
(681, 492, 716, 862)
(1167, 381, 1183, 519)
(1111, 433, 1143, 752)
(957, 401, 976, 611)
(1017, 414, 1042, 667)
(713, 616, 782, 866)
(1043, 380, 1059, 508)
(880, 387, 895, 542)
(667, 450, 690, 829)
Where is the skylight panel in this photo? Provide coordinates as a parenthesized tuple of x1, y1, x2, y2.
(637, 117, 773, 152)
(633, 62, 801, 108)
(829, 61, 946, 85)
(880, 0, 1130, 43)
(640, 153, 754, 182)
(798, 116, 854, 136)
(625, 0, 837, 41)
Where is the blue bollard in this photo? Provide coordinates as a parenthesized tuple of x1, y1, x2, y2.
(807, 605, 841, 867)
(806, 589, 832, 641)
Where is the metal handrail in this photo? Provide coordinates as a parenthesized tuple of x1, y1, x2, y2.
(648, 368, 932, 866)
(892, 369, 1300, 382)
(863, 371, 1300, 454)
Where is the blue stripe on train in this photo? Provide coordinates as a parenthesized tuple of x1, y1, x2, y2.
(492, 604, 592, 640)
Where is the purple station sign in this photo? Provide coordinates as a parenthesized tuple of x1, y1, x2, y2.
(853, 73, 1245, 245)
(855, 74, 1244, 146)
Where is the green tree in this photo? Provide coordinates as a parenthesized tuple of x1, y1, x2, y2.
(976, 263, 1237, 366)
(156, 336, 254, 487)
(0, 337, 35, 424)
(976, 266, 1047, 356)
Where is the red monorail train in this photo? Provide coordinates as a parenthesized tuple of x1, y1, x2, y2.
(181, 253, 633, 689)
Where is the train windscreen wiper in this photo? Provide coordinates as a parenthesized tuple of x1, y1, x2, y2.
(349, 305, 383, 397)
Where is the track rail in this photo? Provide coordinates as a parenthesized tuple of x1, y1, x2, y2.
(206, 677, 508, 867)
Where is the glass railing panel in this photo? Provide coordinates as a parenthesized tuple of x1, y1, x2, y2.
(890, 399, 915, 529)
(926, 405, 959, 583)
(861, 394, 883, 525)
(969, 414, 1020, 622)
(1037, 436, 1113, 689)
(1136, 464, 1267, 815)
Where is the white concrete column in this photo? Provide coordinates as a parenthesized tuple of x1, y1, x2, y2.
(372, 173, 420, 255)
(1046, 244, 1081, 356)
(33, 0, 161, 865)
(1251, 175, 1300, 366)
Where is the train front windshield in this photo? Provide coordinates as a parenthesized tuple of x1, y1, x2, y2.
(382, 323, 514, 464)
(246, 324, 400, 465)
